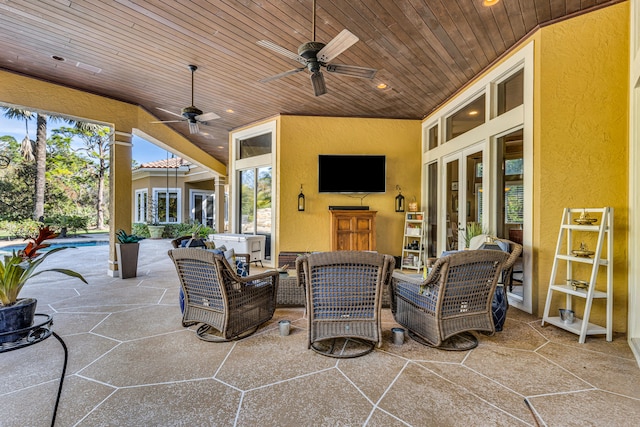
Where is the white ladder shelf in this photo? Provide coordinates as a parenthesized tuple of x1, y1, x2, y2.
(541, 207, 613, 343)
(401, 212, 426, 272)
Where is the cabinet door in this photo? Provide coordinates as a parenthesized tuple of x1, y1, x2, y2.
(335, 216, 355, 250)
(330, 211, 376, 251)
(353, 216, 374, 250)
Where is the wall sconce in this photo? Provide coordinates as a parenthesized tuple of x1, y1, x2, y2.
(298, 184, 305, 211)
(395, 185, 405, 212)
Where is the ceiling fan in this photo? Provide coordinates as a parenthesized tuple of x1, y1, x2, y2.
(257, 0, 377, 96)
(152, 64, 220, 137)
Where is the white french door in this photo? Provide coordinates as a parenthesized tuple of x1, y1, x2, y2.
(191, 191, 215, 227)
(442, 143, 485, 252)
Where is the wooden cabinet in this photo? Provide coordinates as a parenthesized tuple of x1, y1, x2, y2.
(330, 210, 376, 251)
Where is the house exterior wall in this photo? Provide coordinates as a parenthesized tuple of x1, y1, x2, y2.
(277, 115, 422, 257)
(534, 2, 629, 330)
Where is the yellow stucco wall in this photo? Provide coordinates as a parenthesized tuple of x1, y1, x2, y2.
(277, 115, 421, 257)
(534, 2, 629, 330)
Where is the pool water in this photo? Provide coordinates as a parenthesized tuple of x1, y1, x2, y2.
(0, 240, 109, 254)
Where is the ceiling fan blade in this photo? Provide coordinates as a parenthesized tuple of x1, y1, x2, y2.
(325, 63, 377, 79)
(196, 112, 221, 122)
(257, 40, 307, 65)
(156, 107, 183, 118)
(151, 120, 185, 124)
(310, 71, 327, 96)
(260, 67, 305, 83)
(317, 29, 359, 63)
(188, 121, 199, 134)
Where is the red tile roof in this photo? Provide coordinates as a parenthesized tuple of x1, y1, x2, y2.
(138, 157, 190, 169)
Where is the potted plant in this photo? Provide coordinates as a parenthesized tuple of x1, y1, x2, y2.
(146, 197, 165, 239)
(463, 221, 487, 249)
(115, 229, 144, 279)
(0, 226, 87, 344)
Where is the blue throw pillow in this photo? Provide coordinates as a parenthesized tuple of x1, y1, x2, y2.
(236, 260, 249, 277)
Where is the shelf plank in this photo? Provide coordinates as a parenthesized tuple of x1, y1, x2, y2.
(549, 284, 608, 298)
(542, 316, 607, 336)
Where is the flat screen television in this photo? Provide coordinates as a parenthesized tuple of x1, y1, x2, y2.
(318, 155, 386, 193)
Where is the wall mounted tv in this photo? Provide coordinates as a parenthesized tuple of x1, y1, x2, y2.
(318, 155, 386, 193)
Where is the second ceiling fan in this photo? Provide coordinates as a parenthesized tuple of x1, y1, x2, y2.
(153, 64, 220, 137)
(257, 0, 377, 96)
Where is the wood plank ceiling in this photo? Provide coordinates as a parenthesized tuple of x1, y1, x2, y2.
(0, 0, 621, 165)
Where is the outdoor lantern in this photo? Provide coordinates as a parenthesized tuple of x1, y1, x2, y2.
(298, 184, 305, 211)
(395, 185, 405, 212)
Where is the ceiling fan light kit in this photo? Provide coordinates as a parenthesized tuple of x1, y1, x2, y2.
(257, 0, 377, 96)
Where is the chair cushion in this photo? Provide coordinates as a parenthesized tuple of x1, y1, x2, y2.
(211, 247, 248, 277)
(395, 281, 437, 312)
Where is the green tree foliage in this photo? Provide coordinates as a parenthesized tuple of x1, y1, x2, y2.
(0, 123, 103, 226)
(53, 123, 110, 228)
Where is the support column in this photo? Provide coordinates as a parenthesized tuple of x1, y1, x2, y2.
(108, 131, 133, 277)
(215, 177, 226, 233)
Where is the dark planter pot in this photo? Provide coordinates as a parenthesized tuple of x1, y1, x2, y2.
(0, 298, 37, 344)
(492, 285, 508, 332)
(116, 243, 139, 279)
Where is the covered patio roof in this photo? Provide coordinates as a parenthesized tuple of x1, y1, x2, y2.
(0, 0, 620, 165)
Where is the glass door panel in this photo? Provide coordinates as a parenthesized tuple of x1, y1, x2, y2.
(445, 158, 459, 250)
(427, 162, 438, 258)
(495, 129, 524, 299)
(237, 166, 273, 262)
(256, 166, 272, 261)
(239, 169, 255, 234)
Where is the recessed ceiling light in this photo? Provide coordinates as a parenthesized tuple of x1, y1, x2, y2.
(468, 110, 479, 116)
(225, 109, 234, 113)
(76, 61, 102, 73)
(376, 83, 388, 89)
(483, 0, 500, 6)
(217, 145, 224, 150)
(51, 55, 65, 61)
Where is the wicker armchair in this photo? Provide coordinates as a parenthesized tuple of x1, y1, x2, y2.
(390, 250, 508, 350)
(168, 248, 278, 342)
(469, 236, 522, 289)
(296, 251, 395, 358)
(494, 238, 523, 291)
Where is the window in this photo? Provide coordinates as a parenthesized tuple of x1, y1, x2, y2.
(445, 94, 486, 141)
(497, 69, 524, 116)
(134, 190, 148, 223)
(428, 124, 438, 150)
(505, 183, 523, 224)
(238, 133, 272, 160)
(153, 189, 181, 223)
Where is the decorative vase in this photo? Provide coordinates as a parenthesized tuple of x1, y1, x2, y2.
(0, 298, 37, 344)
(116, 242, 140, 279)
(492, 285, 508, 332)
(147, 225, 164, 239)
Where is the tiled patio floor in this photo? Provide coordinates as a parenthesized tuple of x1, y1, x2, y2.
(1, 237, 639, 426)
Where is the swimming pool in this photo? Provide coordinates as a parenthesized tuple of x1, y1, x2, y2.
(0, 240, 109, 254)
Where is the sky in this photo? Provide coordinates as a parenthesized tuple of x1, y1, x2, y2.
(0, 115, 169, 164)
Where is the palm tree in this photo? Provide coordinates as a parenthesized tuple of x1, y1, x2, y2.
(2, 108, 48, 221)
(55, 121, 111, 229)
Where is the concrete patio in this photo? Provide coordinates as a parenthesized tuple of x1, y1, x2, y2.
(1, 237, 639, 426)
